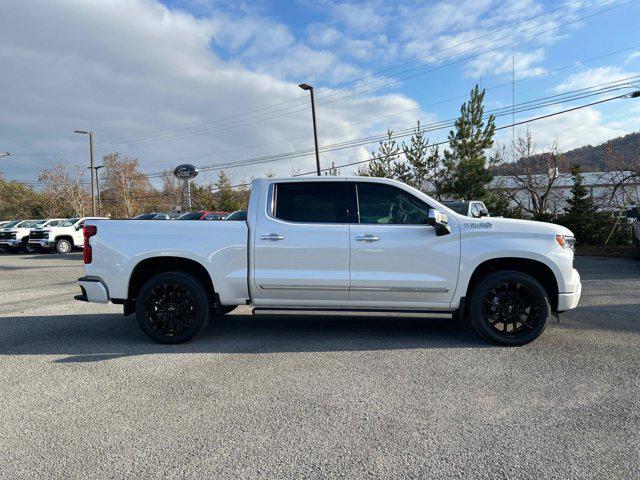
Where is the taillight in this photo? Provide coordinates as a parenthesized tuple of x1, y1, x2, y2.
(83, 225, 97, 264)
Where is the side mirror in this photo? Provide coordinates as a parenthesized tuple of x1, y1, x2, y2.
(479, 208, 489, 217)
(428, 209, 451, 236)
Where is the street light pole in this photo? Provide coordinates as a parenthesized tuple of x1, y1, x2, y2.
(75, 130, 96, 216)
(298, 83, 321, 176)
(89, 165, 104, 215)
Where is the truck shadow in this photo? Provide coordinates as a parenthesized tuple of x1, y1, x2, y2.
(0, 313, 486, 362)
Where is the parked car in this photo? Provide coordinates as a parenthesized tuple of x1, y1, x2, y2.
(177, 211, 229, 220)
(224, 210, 247, 221)
(443, 200, 489, 218)
(0, 221, 11, 228)
(0, 219, 44, 252)
(133, 213, 161, 220)
(30, 216, 109, 254)
(627, 205, 640, 260)
(27, 219, 67, 252)
(76, 177, 581, 346)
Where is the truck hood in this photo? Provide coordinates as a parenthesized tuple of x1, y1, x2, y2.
(457, 216, 574, 237)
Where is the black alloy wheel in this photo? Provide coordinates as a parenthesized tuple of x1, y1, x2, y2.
(469, 271, 550, 346)
(135, 272, 210, 344)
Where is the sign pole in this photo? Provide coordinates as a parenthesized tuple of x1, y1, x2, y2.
(173, 164, 199, 212)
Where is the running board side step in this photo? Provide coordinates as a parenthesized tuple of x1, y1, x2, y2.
(252, 308, 453, 319)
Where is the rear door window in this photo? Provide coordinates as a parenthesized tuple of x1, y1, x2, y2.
(274, 182, 348, 223)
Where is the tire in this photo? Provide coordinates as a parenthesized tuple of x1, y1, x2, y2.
(55, 238, 72, 254)
(469, 270, 550, 346)
(135, 271, 210, 344)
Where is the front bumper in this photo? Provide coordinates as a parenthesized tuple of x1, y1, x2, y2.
(75, 276, 110, 304)
(557, 268, 582, 312)
(0, 239, 21, 247)
(29, 239, 54, 247)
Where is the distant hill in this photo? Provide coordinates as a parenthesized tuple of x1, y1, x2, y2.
(494, 131, 640, 174)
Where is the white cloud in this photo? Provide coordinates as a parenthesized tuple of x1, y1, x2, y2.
(553, 66, 637, 93)
(465, 48, 546, 78)
(625, 51, 640, 64)
(496, 106, 627, 152)
(0, 0, 427, 183)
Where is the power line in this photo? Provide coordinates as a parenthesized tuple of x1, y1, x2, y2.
(10, 78, 637, 187)
(9, 0, 631, 158)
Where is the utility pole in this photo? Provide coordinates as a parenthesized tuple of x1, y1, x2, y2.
(298, 83, 321, 176)
(75, 130, 96, 215)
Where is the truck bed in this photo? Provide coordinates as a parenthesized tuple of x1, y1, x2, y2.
(86, 220, 249, 305)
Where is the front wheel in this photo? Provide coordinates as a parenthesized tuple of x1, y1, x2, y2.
(55, 238, 72, 254)
(469, 271, 550, 346)
(135, 272, 210, 344)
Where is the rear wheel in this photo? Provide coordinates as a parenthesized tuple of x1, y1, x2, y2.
(469, 271, 550, 346)
(55, 238, 72, 254)
(135, 272, 210, 344)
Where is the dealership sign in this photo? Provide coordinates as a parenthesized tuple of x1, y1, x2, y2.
(173, 164, 199, 180)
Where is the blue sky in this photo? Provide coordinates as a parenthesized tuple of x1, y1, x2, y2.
(1, 0, 639, 185)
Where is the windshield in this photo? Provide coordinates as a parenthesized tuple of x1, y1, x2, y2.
(2, 220, 21, 229)
(225, 210, 247, 221)
(34, 220, 47, 227)
(59, 218, 80, 227)
(17, 220, 40, 228)
(177, 211, 202, 220)
(443, 202, 468, 215)
(133, 213, 157, 220)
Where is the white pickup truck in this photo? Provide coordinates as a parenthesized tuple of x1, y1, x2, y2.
(0, 219, 46, 252)
(30, 216, 109, 254)
(76, 177, 581, 346)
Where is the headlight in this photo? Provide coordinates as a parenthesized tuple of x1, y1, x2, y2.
(556, 234, 576, 251)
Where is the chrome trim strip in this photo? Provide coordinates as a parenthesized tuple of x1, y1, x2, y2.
(259, 284, 348, 291)
(259, 284, 448, 293)
(350, 286, 450, 293)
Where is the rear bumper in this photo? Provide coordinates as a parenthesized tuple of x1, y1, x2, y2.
(75, 276, 110, 304)
(557, 268, 582, 312)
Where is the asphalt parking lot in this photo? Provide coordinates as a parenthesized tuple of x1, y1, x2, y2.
(0, 253, 638, 479)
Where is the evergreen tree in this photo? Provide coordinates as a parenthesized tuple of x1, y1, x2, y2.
(402, 121, 429, 189)
(562, 164, 597, 244)
(442, 85, 496, 200)
(359, 130, 400, 177)
(213, 170, 241, 212)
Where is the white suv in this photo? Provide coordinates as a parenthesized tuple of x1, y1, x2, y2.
(31, 217, 109, 254)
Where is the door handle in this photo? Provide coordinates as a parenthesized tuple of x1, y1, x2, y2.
(354, 234, 380, 242)
(259, 233, 285, 241)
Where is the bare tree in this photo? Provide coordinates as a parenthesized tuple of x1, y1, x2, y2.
(499, 130, 568, 219)
(101, 153, 154, 218)
(38, 162, 91, 217)
(601, 145, 640, 209)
